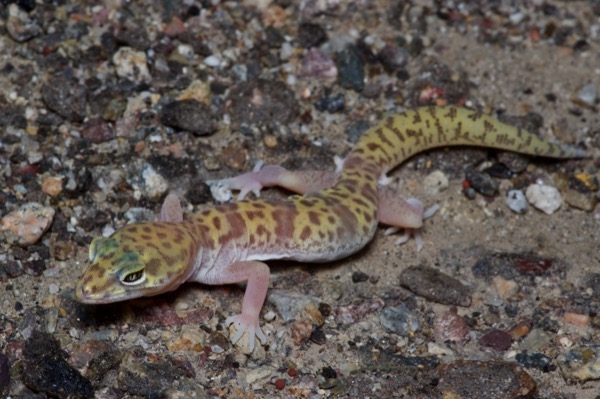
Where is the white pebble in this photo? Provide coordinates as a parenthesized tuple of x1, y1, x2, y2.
(49, 283, 60, 294)
(423, 170, 449, 195)
(141, 163, 169, 200)
(112, 47, 151, 83)
(525, 183, 562, 214)
(506, 189, 528, 214)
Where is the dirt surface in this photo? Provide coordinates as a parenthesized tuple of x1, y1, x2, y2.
(0, 1, 599, 398)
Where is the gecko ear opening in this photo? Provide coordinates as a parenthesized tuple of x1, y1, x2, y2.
(121, 269, 146, 286)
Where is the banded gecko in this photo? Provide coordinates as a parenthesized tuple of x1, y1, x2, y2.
(75, 106, 582, 351)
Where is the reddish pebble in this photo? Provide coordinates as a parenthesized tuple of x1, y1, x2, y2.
(274, 379, 285, 390)
(287, 368, 297, 377)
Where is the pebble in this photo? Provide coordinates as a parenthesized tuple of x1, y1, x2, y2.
(520, 328, 552, 352)
(379, 305, 421, 336)
(300, 49, 338, 79)
(23, 331, 94, 398)
(525, 183, 562, 214)
(0, 202, 55, 246)
(0, 354, 9, 396)
(437, 360, 536, 399)
(159, 100, 217, 136)
(335, 44, 365, 92)
(515, 352, 554, 372)
(505, 189, 528, 214)
(298, 22, 328, 48)
(434, 309, 470, 344)
(227, 79, 299, 128)
(41, 78, 87, 122)
(399, 265, 471, 307)
(557, 345, 600, 382)
(41, 175, 64, 197)
(6, 3, 41, 42)
(141, 163, 169, 200)
(378, 43, 409, 72)
(112, 47, 151, 83)
(572, 82, 597, 108)
(80, 117, 116, 143)
(478, 329, 512, 351)
(492, 275, 519, 299)
(465, 169, 498, 197)
(314, 94, 345, 113)
(268, 290, 323, 324)
(245, 366, 274, 386)
(423, 170, 449, 195)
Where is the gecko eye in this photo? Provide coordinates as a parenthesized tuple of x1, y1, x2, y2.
(121, 270, 146, 285)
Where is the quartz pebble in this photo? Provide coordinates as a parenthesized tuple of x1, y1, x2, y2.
(424, 170, 449, 195)
(525, 183, 562, 214)
(141, 163, 169, 200)
(112, 47, 151, 83)
(1, 203, 55, 246)
(505, 189, 528, 214)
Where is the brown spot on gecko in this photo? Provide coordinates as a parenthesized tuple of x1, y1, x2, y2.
(308, 211, 320, 226)
(212, 216, 221, 230)
(300, 226, 311, 240)
(146, 258, 161, 275)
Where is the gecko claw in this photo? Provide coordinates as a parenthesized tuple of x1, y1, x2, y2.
(225, 314, 267, 352)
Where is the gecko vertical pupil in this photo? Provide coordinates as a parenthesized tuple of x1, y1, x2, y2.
(123, 270, 144, 283)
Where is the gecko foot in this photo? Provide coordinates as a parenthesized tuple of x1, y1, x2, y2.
(206, 161, 274, 202)
(384, 200, 439, 252)
(225, 313, 267, 352)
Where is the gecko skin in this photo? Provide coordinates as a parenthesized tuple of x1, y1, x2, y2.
(75, 106, 583, 351)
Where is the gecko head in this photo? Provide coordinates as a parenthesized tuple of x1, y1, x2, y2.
(75, 223, 194, 304)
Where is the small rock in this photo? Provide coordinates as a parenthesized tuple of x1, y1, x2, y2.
(314, 94, 345, 113)
(434, 309, 470, 344)
(141, 163, 169, 200)
(22, 331, 94, 398)
(520, 328, 552, 352)
(268, 290, 323, 324)
(291, 319, 314, 346)
(437, 360, 536, 399)
(492, 275, 519, 299)
(41, 175, 64, 197)
(400, 265, 471, 307)
(465, 169, 498, 197)
(245, 366, 274, 385)
(298, 22, 328, 48)
(572, 82, 597, 108)
(0, 354, 9, 396)
(506, 189, 528, 214)
(516, 352, 554, 372)
(335, 298, 384, 325)
(379, 305, 420, 336)
(80, 117, 115, 143)
(159, 100, 217, 136)
(351, 271, 369, 283)
(424, 170, 449, 195)
(1, 202, 55, 246)
(479, 329, 512, 351)
(299, 48, 337, 79)
(228, 79, 299, 129)
(6, 3, 41, 42)
(525, 183, 562, 214)
(335, 44, 364, 92)
(378, 43, 409, 72)
(41, 78, 87, 122)
(557, 345, 600, 382)
(112, 47, 151, 83)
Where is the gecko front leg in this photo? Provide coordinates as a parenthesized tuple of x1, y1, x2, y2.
(200, 260, 270, 352)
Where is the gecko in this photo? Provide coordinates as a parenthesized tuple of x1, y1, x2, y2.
(75, 106, 583, 351)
